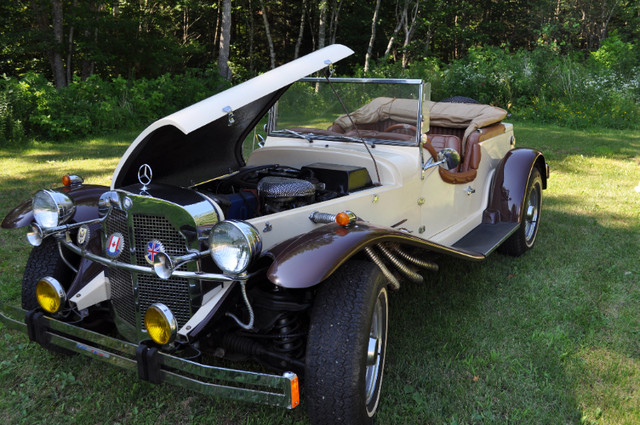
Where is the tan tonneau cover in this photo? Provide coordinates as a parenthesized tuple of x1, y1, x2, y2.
(427, 101, 507, 144)
(334, 97, 507, 145)
(333, 97, 419, 132)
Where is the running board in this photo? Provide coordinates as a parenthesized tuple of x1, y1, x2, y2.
(452, 222, 520, 257)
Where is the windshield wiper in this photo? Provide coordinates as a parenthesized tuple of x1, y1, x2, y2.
(280, 128, 315, 143)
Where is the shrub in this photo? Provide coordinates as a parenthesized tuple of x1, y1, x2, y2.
(0, 69, 230, 146)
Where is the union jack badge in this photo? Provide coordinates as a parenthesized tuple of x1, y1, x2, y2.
(106, 233, 124, 258)
(145, 240, 165, 265)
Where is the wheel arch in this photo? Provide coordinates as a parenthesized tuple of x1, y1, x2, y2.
(484, 148, 547, 224)
(264, 222, 484, 289)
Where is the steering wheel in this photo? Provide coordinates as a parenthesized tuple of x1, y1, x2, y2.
(383, 123, 417, 135)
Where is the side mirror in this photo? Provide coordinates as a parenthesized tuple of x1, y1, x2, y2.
(436, 148, 460, 170)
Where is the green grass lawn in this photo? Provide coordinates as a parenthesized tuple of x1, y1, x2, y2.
(1, 124, 639, 424)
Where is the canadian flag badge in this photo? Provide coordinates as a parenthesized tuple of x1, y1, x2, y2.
(106, 233, 124, 258)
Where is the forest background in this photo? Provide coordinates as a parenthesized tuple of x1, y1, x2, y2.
(1, 0, 639, 146)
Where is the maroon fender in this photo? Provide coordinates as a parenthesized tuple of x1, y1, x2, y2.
(265, 222, 485, 289)
(1, 184, 110, 229)
(484, 148, 547, 224)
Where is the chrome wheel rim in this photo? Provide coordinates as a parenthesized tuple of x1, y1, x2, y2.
(365, 287, 388, 416)
(524, 183, 541, 245)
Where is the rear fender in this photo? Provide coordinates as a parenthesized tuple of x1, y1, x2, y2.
(484, 148, 547, 224)
(265, 222, 484, 289)
(1, 185, 110, 229)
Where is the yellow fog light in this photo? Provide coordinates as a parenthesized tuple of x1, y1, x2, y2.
(144, 303, 177, 345)
(36, 277, 67, 313)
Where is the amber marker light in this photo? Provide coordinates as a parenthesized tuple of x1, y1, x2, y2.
(290, 376, 300, 408)
(283, 372, 300, 409)
(335, 210, 356, 227)
(62, 174, 84, 186)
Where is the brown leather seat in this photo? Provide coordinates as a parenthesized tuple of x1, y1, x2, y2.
(424, 123, 506, 184)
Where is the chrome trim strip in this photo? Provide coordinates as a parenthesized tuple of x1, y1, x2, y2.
(0, 304, 298, 409)
(300, 77, 423, 84)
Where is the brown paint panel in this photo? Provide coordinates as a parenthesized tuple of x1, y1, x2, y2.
(485, 148, 546, 224)
(265, 222, 484, 289)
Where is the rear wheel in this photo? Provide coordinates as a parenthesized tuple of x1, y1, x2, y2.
(22, 237, 76, 310)
(305, 260, 388, 425)
(499, 168, 543, 256)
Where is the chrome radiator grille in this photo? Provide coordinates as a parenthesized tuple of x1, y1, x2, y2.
(105, 209, 193, 332)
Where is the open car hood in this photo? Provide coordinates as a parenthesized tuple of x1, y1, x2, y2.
(111, 44, 354, 189)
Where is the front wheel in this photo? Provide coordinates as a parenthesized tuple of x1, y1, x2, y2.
(499, 168, 543, 256)
(305, 260, 389, 425)
(22, 237, 76, 309)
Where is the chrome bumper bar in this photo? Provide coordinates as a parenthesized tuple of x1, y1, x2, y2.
(58, 238, 240, 283)
(0, 303, 299, 409)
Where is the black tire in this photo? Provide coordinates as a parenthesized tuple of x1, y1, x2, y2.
(440, 96, 480, 104)
(22, 237, 76, 309)
(305, 261, 389, 425)
(499, 168, 543, 256)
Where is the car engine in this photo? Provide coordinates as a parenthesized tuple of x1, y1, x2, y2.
(196, 163, 372, 219)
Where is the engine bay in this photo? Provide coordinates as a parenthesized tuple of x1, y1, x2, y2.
(196, 163, 373, 219)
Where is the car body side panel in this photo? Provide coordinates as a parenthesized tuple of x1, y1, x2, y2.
(421, 126, 513, 245)
(1, 184, 110, 229)
(265, 222, 484, 289)
(485, 148, 546, 224)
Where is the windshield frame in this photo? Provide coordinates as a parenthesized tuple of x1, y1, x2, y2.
(267, 77, 426, 147)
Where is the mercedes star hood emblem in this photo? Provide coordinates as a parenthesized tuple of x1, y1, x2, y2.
(138, 163, 153, 188)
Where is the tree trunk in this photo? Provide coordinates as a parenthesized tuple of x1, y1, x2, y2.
(318, 0, 327, 49)
(51, 0, 66, 89)
(213, 0, 221, 58)
(248, 0, 255, 73)
(66, 0, 79, 85)
(384, 0, 405, 57)
(401, 0, 419, 68)
(218, 0, 232, 80)
(259, 0, 276, 69)
(329, 0, 343, 45)
(364, 0, 381, 73)
(294, 0, 307, 59)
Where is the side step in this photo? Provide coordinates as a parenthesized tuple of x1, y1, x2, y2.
(452, 222, 520, 257)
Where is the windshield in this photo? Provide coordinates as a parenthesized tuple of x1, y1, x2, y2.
(268, 78, 426, 146)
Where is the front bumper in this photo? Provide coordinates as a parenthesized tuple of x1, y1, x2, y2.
(0, 303, 299, 409)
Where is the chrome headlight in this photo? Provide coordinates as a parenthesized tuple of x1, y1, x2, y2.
(209, 220, 261, 275)
(32, 190, 75, 228)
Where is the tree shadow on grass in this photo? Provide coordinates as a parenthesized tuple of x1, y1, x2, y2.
(377, 192, 640, 423)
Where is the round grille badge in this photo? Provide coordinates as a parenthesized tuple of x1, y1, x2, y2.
(106, 233, 124, 258)
(138, 163, 153, 187)
(145, 240, 165, 265)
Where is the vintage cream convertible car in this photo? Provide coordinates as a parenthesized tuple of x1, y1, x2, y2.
(0, 45, 548, 424)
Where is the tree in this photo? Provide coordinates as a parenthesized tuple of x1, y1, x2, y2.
(51, 0, 67, 88)
(364, 0, 381, 72)
(218, 0, 232, 79)
(294, 0, 308, 58)
(259, 0, 276, 68)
